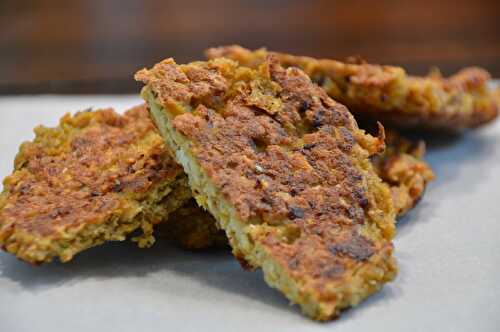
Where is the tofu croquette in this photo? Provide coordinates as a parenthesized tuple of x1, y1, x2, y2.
(206, 45, 498, 131)
(136, 56, 398, 320)
(0, 105, 192, 264)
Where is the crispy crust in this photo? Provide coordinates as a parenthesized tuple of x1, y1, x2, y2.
(136, 56, 397, 320)
(206, 46, 499, 131)
(0, 105, 192, 264)
(371, 130, 434, 216)
(170, 131, 433, 250)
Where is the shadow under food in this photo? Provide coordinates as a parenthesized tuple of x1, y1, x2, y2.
(0, 238, 296, 315)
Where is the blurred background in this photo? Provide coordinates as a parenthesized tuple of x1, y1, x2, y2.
(1, 0, 499, 94)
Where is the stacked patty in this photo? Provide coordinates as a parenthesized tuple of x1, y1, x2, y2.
(206, 45, 499, 131)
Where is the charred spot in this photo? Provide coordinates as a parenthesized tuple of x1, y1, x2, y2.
(359, 196, 369, 209)
(127, 165, 136, 173)
(112, 181, 123, 192)
(328, 106, 351, 127)
(259, 194, 273, 206)
(249, 137, 268, 153)
(250, 105, 272, 117)
(248, 139, 257, 152)
(18, 184, 31, 195)
(46, 167, 59, 177)
(303, 143, 317, 150)
(339, 127, 355, 151)
(298, 100, 310, 113)
(151, 161, 165, 172)
(311, 110, 326, 128)
(227, 161, 238, 169)
(288, 206, 305, 220)
(348, 170, 364, 182)
(347, 205, 365, 223)
(288, 256, 300, 270)
(307, 200, 317, 210)
(49, 207, 71, 219)
(90, 190, 101, 197)
(203, 109, 217, 129)
(243, 168, 256, 178)
(71, 137, 91, 150)
(254, 178, 263, 189)
(311, 104, 352, 129)
(321, 264, 345, 278)
(329, 234, 375, 261)
(353, 187, 369, 209)
(380, 94, 388, 103)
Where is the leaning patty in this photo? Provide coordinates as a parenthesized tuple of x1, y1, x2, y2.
(136, 56, 398, 320)
(171, 130, 433, 251)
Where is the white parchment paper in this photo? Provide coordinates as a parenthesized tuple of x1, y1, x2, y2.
(0, 95, 498, 332)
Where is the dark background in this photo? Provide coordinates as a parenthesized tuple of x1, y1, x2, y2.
(1, 0, 499, 94)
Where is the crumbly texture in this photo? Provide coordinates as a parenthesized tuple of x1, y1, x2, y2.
(158, 199, 227, 249)
(206, 45, 499, 131)
(170, 131, 433, 250)
(136, 56, 398, 320)
(371, 130, 434, 216)
(0, 105, 192, 264)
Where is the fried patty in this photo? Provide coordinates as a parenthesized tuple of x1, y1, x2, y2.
(136, 56, 398, 320)
(0, 105, 193, 264)
(173, 131, 433, 250)
(206, 45, 499, 131)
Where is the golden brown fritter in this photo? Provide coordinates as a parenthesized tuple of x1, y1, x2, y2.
(371, 130, 434, 216)
(136, 56, 397, 320)
(171, 131, 433, 251)
(0, 105, 192, 264)
(206, 45, 499, 131)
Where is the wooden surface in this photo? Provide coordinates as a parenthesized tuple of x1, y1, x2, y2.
(1, 0, 499, 94)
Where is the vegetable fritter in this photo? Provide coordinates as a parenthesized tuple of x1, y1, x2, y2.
(136, 56, 398, 320)
(0, 105, 191, 263)
(206, 45, 499, 131)
(173, 131, 433, 250)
